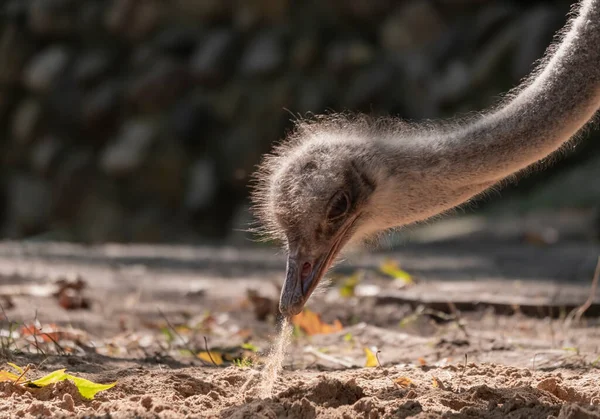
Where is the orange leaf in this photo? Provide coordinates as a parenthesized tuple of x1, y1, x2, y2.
(197, 351, 224, 365)
(394, 377, 414, 388)
(432, 376, 444, 389)
(20, 324, 60, 343)
(291, 309, 343, 336)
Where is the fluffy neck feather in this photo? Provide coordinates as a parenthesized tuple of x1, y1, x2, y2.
(360, 0, 600, 234)
(437, 0, 600, 185)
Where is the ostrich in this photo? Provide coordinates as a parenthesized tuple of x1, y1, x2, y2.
(251, 0, 600, 317)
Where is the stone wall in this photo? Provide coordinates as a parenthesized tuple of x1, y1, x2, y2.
(0, 0, 596, 243)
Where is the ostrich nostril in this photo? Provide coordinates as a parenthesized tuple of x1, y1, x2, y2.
(300, 262, 312, 282)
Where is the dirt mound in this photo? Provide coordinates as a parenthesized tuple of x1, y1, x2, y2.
(1, 360, 599, 418)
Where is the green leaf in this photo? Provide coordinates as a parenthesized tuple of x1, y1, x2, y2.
(339, 273, 361, 298)
(292, 324, 305, 338)
(160, 327, 175, 343)
(241, 342, 259, 352)
(233, 357, 253, 368)
(7, 363, 24, 374)
(379, 259, 413, 284)
(30, 369, 67, 386)
(64, 374, 117, 400)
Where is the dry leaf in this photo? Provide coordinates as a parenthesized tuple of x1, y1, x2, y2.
(379, 259, 413, 284)
(0, 295, 14, 311)
(291, 309, 343, 336)
(53, 277, 90, 310)
(20, 324, 59, 343)
(197, 351, 224, 365)
(364, 347, 379, 368)
(246, 289, 278, 321)
(394, 377, 414, 388)
(20, 323, 88, 344)
(431, 376, 444, 389)
(417, 357, 427, 366)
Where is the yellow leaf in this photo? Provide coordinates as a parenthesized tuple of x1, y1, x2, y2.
(432, 376, 444, 389)
(339, 272, 361, 298)
(28, 369, 116, 400)
(291, 309, 344, 336)
(64, 374, 116, 400)
(364, 347, 379, 368)
(241, 342, 259, 352)
(0, 370, 19, 382)
(7, 363, 24, 375)
(394, 377, 414, 388)
(379, 259, 413, 284)
(30, 369, 68, 386)
(197, 351, 224, 365)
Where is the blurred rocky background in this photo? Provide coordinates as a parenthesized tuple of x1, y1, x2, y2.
(0, 0, 598, 245)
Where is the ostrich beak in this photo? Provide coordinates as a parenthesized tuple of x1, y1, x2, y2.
(279, 252, 328, 317)
(279, 216, 359, 317)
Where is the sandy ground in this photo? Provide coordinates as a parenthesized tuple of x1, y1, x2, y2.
(1, 354, 600, 418)
(0, 224, 600, 418)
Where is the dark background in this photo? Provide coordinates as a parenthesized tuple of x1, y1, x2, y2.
(0, 0, 598, 245)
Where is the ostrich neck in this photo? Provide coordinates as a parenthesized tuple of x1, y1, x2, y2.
(438, 0, 600, 186)
(359, 0, 600, 232)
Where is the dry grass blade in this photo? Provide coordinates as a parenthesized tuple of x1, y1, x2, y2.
(203, 336, 218, 367)
(157, 308, 196, 357)
(304, 346, 354, 368)
(13, 364, 31, 385)
(564, 255, 600, 328)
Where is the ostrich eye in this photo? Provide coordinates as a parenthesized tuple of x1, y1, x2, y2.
(327, 192, 350, 222)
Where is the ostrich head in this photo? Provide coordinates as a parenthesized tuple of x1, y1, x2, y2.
(249, 0, 600, 317)
(251, 116, 381, 317)
(250, 115, 485, 317)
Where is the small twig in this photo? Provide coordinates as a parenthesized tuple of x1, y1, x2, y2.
(36, 357, 50, 371)
(532, 352, 539, 372)
(4, 322, 21, 354)
(375, 350, 383, 368)
(203, 336, 218, 367)
(421, 307, 469, 338)
(303, 347, 354, 368)
(31, 312, 45, 357)
(13, 364, 31, 385)
(446, 302, 469, 339)
(565, 256, 600, 327)
(458, 354, 467, 393)
(0, 302, 17, 352)
(42, 331, 66, 356)
(157, 308, 194, 355)
(373, 350, 407, 389)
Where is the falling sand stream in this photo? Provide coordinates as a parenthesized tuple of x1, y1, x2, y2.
(257, 317, 293, 398)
